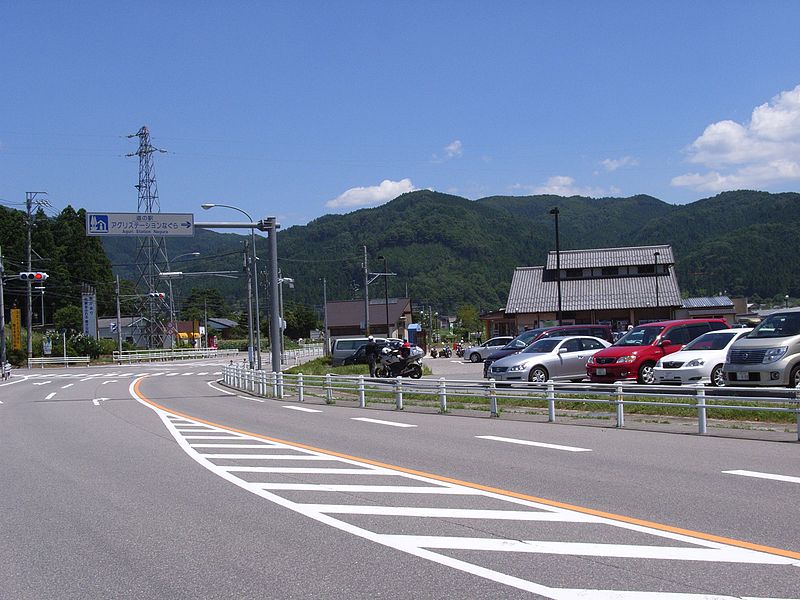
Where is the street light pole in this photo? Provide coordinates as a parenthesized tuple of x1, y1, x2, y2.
(166, 251, 199, 348)
(549, 207, 562, 326)
(378, 255, 389, 336)
(202, 203, 262, 369)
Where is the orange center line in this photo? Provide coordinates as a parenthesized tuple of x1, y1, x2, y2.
(133, 378, 800, 562)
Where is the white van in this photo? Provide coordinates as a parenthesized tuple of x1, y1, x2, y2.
(331, 337, 400, 366)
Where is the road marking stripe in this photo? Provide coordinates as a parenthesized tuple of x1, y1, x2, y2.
(33, 381, 52, 385)
(182, 435, 249, 439)
(351, 417, 417, 428)
(223, 467, 389, 474)
(238, 394, 265, 402)
(252, 483, 480, 494)
(101, 380, 117, 385)
(130, 378, 800, 563)
(166, 373, 179, 377)
(198, 372, 208, 375)
(476, 435, 592, 453)
(61, 383, 73, 389)
(189, 443, 292, 449)
(199, 453, 333, 459)
(722, 470, 800, 484)
(299, 505, 604, 522)
(45, 392, 56, 400)
(284, 405, 322, 413)
(207, 381, 235, 395)
(182, 372, 194, 376)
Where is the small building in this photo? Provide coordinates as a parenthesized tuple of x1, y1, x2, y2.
(326, 297, 412, 340)
(483, 245, 682, 336)
(675, 296, 737, 323)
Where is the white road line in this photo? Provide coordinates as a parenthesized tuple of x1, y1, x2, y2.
(299, 505, 604, 522)
(198, 372, 208, 375)
(189, 444, 289, 449)
(166, 373, 179, 377)
(224, 467, 386, 474)
(377, 536, 796, 565)
(351, 417, 417, 428)
(207, 381, 235, 395)
(213, 371, 221, 375)
(182, 435, 249, 440)
(101, 380, 117, 385)
(252, 484, 480, 494)
(238, 395, 265, 402)
(284, 405, 322, 413)
(476, 435, 592, 453)
(201, 454, 333, 460)
(61, 383, 73, 389)
(33, 381, 52, 386)
(722, 469, 800, 485)
(182, 372, 194, 376)
(45, 392, 56, 400)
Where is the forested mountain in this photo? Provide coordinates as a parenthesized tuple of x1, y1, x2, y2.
(98, 189, 800, 316)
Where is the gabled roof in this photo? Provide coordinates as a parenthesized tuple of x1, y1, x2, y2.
(327, 298, 412, 327)
(545, 245, 674, 270)
(506, 266, 682, 313)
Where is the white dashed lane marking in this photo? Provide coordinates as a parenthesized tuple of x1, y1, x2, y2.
(45, 392, 56, 400)
(723, 469, 800, 485)
(284, 406, 322, 413)
(238, 395, 265, 403)
(61, 383, 73, 389)
(476, 435, 592, 453)
(351, 417, 417, 428)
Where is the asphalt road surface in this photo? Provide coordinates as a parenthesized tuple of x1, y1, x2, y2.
(2, 359, 799, 599)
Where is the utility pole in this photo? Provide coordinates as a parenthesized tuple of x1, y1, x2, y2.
(26, 192, 48, 361)
(203, 298, 208, 349)
(363, 246, 370, 335)
(244, 241, 254, 368)
(0, 247, 6, 369)
(115, 275, 122, 355)
(266, 217, 281, 373)
(322, 277, 329, 356)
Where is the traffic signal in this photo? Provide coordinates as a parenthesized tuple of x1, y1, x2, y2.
(148, 292, 166, 299)
(19, 272, 48, 281)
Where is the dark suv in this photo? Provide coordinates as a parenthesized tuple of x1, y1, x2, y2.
(483, 324, 613, 377)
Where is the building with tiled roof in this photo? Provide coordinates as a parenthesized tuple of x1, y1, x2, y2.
(484, 245, 684, 336)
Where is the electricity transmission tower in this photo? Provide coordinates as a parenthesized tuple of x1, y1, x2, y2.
(127, 126, 170, 348)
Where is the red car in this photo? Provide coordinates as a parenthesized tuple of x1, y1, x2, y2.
(586, 319, 730, 384)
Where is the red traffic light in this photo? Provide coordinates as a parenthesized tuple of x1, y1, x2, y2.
(19, 272, 48, 281)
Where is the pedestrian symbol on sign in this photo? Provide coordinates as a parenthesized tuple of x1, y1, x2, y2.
(88, 215, 109, 234)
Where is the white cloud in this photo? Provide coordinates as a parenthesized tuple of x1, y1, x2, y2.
(445, 139, 463, 158)
(326, 178, 415, 209)
(513, 176, 607, 197)
(672, 84, 800, 191)
(600, 156, 638, 171)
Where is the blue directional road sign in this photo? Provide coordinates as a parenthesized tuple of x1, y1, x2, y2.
(86, 212, 194, 237)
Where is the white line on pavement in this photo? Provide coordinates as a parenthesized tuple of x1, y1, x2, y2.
(207, 381, 235, 395)
(253, 483, 479, 494)
(101, 380, 117, 385)
(61, 383, 73, 389)
(45, 392, 56, 400)
(238, 395, 265, 403)
(722, 469, 800, 484)
(166, 373, 179, 377)
(299, 505, 604, 522)
(198, 372, 208, 375)
(476, 435, 592, 453)
(351, 417, 417, 428)
(33, 381, 52, 386)
(284, 405, 322, 413)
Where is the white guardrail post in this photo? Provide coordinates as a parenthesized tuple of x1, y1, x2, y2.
(488, 379, 498, 417)
(546, 380, 556, 422)
(615, 384, 625, 428)
(325, 373, 333, 404)
(277, 372, 284, 399)
(270, 371, 278, 398)
(358, 375, 365, 408)
(298, 373, 305, 403)
(438, 377, 447, 413)
(696, 384, 707, 434)
(394, 377, 403, 410)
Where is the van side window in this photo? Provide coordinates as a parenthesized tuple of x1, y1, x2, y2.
(686, 323, 711, 341)
(707, 321, 728, 331)
(663, 325, 691, 345)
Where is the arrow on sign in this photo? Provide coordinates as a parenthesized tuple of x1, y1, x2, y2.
(181, 221, 191, 228)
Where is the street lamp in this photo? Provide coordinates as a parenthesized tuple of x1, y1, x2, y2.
(654, 251, 660, 311)
(549, 207, 562, 326)
(202, 203, 262, 369)
(377, 255, 389, 336)
(278, 271, 294, 363)
(785, 294, 789, 309)
(166, 251, 199, 347)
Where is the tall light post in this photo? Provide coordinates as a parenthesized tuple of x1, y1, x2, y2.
(549, 207, 562, 326)
(654, 251, 660, 312)
(377, 255, 389, 336)
(278, 271, 294, 362)
(202, 203, 262, 369)
(166, 251, 199, 347)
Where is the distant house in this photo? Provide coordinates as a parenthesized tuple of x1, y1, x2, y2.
(482, 245, 683, 336)
(326, 297, 412, 339)
(675, 296, 738, 323)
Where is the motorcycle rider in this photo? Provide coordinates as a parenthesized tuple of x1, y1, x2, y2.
(364, 335, 379, 377)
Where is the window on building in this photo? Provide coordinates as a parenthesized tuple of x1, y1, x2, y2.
(601, 266, 618, 276)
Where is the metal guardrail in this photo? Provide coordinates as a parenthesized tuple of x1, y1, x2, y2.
(221, 365, 800, 441)
(28, 356, 91, 368)
(280, 344, 325, 365)
(113, 348, 238, 364)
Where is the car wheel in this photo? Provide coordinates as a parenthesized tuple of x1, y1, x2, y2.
(409, 364, 423, 379)
(710, 364, 725, 387)
(637, 362, 656, 385)
(469, 353, 481, 363)
(789, 365, 800, 388)
(528, 366, 548, 383)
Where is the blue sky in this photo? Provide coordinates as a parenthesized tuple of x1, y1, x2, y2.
(2, 1, 800, 227)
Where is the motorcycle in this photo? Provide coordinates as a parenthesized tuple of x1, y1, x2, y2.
(455, 343, 464, 358)
(429, 348, 438, 358)
(440, 346, 452, 358)
(377, 346, 424, 378)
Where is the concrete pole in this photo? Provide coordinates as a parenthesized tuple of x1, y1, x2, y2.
(115, 275, 122, 354)
(363, 246, 370, 335)
(244, 242, 254, 368)
(267, 217, 282, 373)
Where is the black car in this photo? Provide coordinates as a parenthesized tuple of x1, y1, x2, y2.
(341, 343, 388, 366)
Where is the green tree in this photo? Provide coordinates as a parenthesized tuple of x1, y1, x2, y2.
(54, 305, 82, 334)
(180, 287, 228, 321)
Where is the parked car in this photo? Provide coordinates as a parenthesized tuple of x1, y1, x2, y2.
(341, 341, 393, 366)
(723, 309, 800, 387)
(463, 336, 514, 363)
(482, 324, 614, 377)
(331, 337, 401, 366)
(586, 319, 729, 384)
(654, 328, 752, 386)
(488, 336, 611, 382)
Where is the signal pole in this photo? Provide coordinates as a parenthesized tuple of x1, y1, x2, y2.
(25, 192, 48, 360)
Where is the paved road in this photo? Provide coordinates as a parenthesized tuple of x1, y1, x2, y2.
(2, 360, 799, 599)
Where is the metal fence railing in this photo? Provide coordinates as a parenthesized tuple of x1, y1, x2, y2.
(221, 365, 800, 441)
(280, 343, 325, 365)
(114, 348, 238, 364)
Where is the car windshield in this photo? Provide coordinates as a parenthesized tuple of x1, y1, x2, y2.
(683, 332, 735, 351)
(522, 338, 560, 354)
(503, 329, 545, 349)
(614, 325, 664, 346)
(748, 313, 800, 338)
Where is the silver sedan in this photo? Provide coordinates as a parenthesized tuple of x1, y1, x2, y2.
(488, 336, 611, 382)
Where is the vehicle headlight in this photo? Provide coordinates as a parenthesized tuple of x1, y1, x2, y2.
(507, 364, 527, 371)
(685, 358, 705, 367)
(586, 356, 595, 365)
(763, 347, 788, 363)
(616, 355, 636, 363)
(655, 360, 663, 368)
